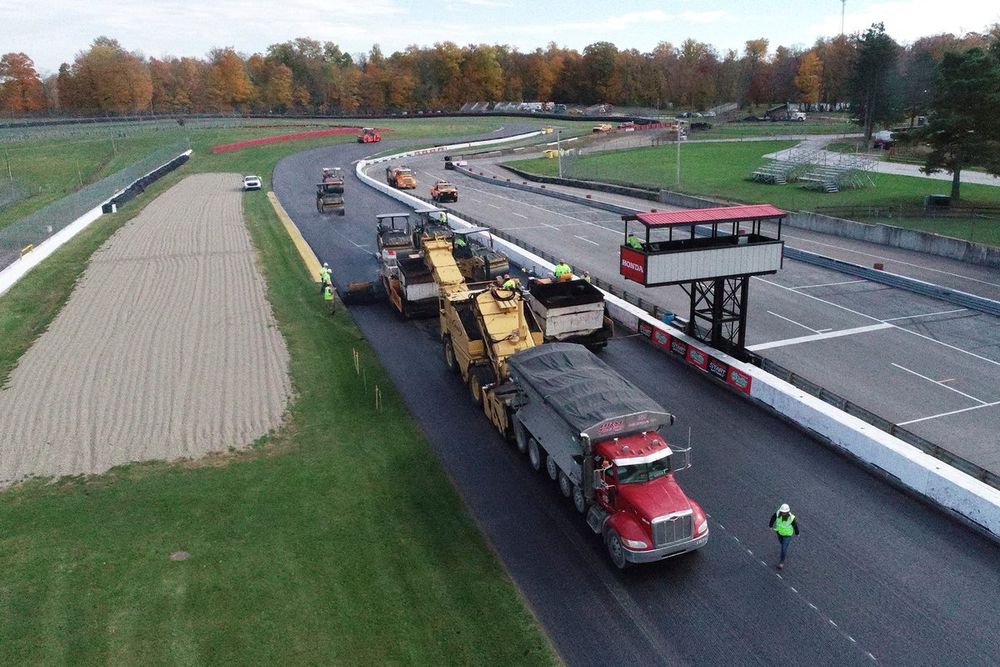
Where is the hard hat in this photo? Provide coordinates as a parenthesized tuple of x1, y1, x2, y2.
(779, 503, 790, 513)
(323, 262, 329, 267)
(503, 273, 510, 279)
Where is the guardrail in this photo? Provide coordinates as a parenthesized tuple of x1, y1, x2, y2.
(784, 247, 1000, 317)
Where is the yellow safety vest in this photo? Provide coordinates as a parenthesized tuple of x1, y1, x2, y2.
(773, 512, 795, 537)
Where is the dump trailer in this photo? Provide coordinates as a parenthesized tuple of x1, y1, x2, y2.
(386, 165, 417, 189)
(385, 254, 439, 318)
(506, 343, 709, 568)
(526, 278, 613, 350)
(316, 167, 345, 215)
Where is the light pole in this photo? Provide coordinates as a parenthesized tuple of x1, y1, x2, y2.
(675, 121, 683, 188)
(556, 128, 563, 178)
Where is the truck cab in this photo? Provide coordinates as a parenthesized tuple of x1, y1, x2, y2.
(590, 432, 709, 567)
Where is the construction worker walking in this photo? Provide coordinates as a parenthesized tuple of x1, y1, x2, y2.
(768, 503, 800, 569)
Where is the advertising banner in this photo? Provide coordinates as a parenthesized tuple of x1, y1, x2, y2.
(727, 367, 753, 394)
(620, 246, 647, 284)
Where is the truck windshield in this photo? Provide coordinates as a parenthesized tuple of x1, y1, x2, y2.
(616, 457, 671, 484)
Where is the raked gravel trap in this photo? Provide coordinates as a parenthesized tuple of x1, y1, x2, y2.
(0, 173, 291, 485)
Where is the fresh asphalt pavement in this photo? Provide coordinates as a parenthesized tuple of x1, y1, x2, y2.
(392, 154, 1000, 473)
(273, 135, 1000, 665)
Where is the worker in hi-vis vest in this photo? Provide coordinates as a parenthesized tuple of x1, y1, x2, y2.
(553, 260, 571, 281)
(626, 233, 643, 250)
(768, 503, 800, 569)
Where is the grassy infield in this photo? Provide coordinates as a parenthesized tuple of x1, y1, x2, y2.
(0, 119, 562, 664)
(510, 139, 1000, 246)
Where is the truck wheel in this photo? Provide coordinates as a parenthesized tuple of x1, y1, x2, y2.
(337, 209, 345, 217)
(572, 485, 587, 514)
(442, 337, 457, 373)
(515, 422, 529, 454)
(469, 374, 483, 407)
(545, 454, 558, 481)
(527, 438, 542, 471)
(558, 472, 572, 497)
(606, 531, 629, 570)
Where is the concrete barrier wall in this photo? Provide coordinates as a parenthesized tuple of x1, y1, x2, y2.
(0, 149, 193, 298)
(356, 141, 1000, 541)
(790, 211, 1000, 269)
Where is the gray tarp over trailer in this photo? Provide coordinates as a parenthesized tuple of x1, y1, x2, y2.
(507, 343, 673, 439)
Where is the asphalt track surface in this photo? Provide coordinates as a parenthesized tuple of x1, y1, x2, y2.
(388, 154, 1000, 473)
(274, 133, 1000, 666)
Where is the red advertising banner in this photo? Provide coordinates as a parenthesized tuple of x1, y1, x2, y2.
(686, 345, 709, 370)
(727, 367, 753, 394)
(638, 321, 654, 339)
(620, 247, 647, 284)
(650, 326, 672, 351)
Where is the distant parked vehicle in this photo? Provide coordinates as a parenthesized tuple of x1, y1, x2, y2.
(872, 130, 895, 149)
(242, 175, 262, 191)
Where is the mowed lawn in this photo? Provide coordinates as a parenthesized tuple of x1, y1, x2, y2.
(508, 141, 1000, 246)
(0, 124, 556, 664)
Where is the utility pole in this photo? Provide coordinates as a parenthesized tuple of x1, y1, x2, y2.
(841, 0, 846, 36)
(675, 121, 683, 187)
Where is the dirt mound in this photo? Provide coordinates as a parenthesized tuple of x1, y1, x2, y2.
(0, 173, 291, 485)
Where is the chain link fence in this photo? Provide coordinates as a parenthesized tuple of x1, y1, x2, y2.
(0, 139, 190, 269)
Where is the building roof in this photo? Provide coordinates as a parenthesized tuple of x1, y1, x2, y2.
(627, 204, 786, 228)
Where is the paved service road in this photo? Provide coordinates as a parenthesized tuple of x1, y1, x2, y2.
(274, 135, 1000, 666)
(392, 153, 1000, 474)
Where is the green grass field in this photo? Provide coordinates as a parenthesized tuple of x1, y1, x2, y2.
(508, 141, 1000, 246)
(0, 120, 556, 664)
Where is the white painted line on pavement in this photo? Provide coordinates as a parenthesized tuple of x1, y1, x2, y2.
(897, 400, 1000, 426)
(767, 310, 823, 333)
(890, 363, 987, 405)
(575, 235, 600, 246)
(793, 279, 867, 290)
(747, 323, 893, 351)
(511, 211, 527, 218)
(883, 308, 968, 321)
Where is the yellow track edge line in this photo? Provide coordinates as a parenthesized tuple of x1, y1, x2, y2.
(268, 191, 322, 281)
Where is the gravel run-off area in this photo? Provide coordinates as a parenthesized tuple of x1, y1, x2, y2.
(0, 173, 291, 486)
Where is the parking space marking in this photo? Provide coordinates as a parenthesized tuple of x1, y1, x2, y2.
(747, 323, 893, 352)
(883, 308, 968, 321)
(890, 363, 988, 405)
(897, 400, 1000, 426)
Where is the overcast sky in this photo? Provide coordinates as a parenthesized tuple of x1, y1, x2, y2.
(6, 0, 999, 74)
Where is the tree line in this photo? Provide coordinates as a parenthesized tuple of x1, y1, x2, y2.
(0, 27, 995, 119)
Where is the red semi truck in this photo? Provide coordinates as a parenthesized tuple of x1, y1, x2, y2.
(505, 343, 709, 568)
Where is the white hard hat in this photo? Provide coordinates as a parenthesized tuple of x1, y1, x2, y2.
(323, 262, 329, 267)
(779, 503, 790, 513)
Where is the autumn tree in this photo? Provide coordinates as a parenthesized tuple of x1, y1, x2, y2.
(795, 51, 823, 110)
(205, 48, 253, 112)
(814, 35, 855, 108)
(582, 41, 618, 103)
(921, 45, 1000, 202)
(740, 38, 771, 108)
(850, 23, 901, 142)
(461, 45, 504, 102)
(0, 53, 46, 114)
(61, 37, 152, 113)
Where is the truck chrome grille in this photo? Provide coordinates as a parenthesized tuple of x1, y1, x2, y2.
(652, 512, 693, 547)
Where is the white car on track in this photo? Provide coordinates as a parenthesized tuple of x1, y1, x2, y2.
(243, 175, 262, 191)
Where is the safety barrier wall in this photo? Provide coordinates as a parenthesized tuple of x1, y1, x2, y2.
(0, 148, 193, 298)
(355, 139, 1000, 539)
